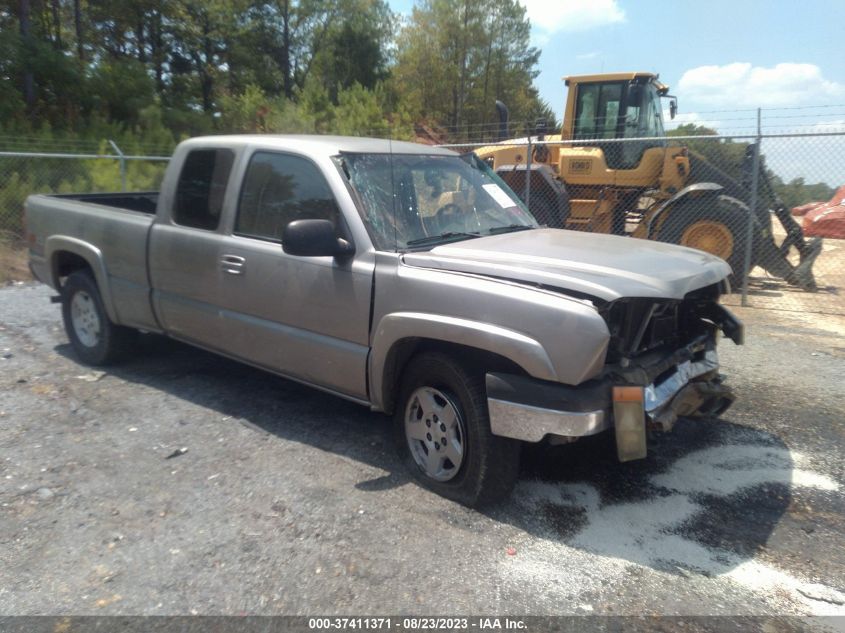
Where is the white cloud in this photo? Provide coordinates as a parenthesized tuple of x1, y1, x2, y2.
(678, 62, 845, 109)
(520, 0, 625, 33)
(668, 64, 845, 185)
(576, 51, 601, 60)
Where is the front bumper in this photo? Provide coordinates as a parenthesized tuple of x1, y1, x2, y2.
(486, 347, 732, 444)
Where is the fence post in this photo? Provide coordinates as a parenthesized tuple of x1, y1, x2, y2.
(108, 140, 126, 192)
(525, 135, 532, 211)
(741, 109, 761, 306)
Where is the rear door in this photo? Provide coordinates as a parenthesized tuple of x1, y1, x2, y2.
(148, 146, 237, 349)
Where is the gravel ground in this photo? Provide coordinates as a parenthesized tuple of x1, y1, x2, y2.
(0, 283, 843, 618)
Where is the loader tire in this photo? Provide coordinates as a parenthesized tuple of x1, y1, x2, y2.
(658, 194, 750, 288)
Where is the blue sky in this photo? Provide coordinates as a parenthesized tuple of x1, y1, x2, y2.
(387, 0, 845, 183)
(387, 0, 845, 123)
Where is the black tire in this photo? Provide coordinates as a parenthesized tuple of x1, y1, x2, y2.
(658, 194, 750, 287)
(61, 270, 135, 365)
(393, 352, 520, 507)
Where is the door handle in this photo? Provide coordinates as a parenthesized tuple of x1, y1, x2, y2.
(220, 254, 246, 275)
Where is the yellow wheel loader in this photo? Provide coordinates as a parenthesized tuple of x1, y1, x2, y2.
(476, 72, 822, 290)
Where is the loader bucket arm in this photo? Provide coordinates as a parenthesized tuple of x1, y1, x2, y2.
(684, 147, 821, 291)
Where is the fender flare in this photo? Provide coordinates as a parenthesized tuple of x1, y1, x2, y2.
(369, 312, 558, 412)
(645, 182, 724, 239)
(45, 235, 119, 323)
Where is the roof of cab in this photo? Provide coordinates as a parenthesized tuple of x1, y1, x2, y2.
(178, 134, 457, 157)
(564, 72, 658, 85)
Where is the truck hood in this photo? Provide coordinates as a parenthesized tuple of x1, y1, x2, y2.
(401, 228, 731, 302)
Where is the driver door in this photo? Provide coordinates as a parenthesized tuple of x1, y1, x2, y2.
(211, 150, 373, 400)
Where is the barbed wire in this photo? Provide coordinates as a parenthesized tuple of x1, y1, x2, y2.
(2, 109, 844, 153)
(0, 136, 176, 155)
(1, 131, 843, 315)
(694, 103, 845, 114)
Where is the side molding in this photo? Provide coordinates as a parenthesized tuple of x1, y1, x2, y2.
(45, 235, 118, 323)
(369, 311, 557, 412)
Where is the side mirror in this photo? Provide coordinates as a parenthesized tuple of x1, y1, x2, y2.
(669, 97, 678, 120)
(282, 219, 354, 258)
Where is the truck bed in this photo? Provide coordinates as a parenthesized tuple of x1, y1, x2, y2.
(25, 190, 160, 332)
(50, 191, 159, 215)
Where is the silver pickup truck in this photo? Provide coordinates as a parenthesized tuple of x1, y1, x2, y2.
(25, 135, 743, 506)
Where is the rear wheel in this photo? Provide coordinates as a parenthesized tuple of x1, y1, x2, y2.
(658, 194, 750, 286)
(61, 270, 135, 365)
(393, 352, 520, 507)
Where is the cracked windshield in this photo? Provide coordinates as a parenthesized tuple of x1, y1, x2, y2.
(341, 153, 538, 250)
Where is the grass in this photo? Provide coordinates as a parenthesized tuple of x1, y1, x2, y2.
(0, 233, 32, 285)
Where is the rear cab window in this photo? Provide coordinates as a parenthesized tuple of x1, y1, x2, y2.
(173, 148, 235, 230)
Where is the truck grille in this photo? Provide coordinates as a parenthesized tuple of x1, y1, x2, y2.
(601, 283, 722, 363)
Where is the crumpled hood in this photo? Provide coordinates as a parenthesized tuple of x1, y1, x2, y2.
(401, 228, 731, 302)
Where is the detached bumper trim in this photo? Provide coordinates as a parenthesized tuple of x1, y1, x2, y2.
(486, 344, 725, 443)
(644, 349, 719, 413)
(488, 398, 609, 442)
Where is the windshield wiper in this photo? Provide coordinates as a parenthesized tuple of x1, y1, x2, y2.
(405, 231, 481, 247)
(486, 224, 536, 235)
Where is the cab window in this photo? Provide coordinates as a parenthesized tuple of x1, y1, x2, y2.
(574, 82, 624, 140)
(173, 148, 235, 231)
(235, 152, 340, 242)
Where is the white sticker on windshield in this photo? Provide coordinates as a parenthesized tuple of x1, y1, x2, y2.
(482, 183, 517, 208)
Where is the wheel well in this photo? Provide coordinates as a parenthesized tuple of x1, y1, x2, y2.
(380, 338, 527, 414)
(53, 251, 91, 287)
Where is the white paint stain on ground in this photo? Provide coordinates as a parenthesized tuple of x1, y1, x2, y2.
(650, 445, 840, 496)
(506, 443, 844, 615)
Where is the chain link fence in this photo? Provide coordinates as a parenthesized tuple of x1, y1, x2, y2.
(0, 143, 170, 237)
(1, 130, 843, 315)
(436, 130, 845, 316)
(0, 142, 170, 283)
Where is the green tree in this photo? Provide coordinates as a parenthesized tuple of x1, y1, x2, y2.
(771, 176, 835, 209)
(667, 124, 837, 209)
(667, 123, 747, 184)
(308, 1, 393, 102)
(88, 58, 156, 125)
(394, 0, 546, 140)
(0, 0, 555, 147)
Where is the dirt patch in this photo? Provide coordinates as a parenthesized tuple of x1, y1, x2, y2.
(722, 228, 845, 317)
(1, 284, 843, 617)
(0, 234, 31, 285)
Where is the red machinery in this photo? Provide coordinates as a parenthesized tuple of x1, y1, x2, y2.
(803, 186, 845, 240)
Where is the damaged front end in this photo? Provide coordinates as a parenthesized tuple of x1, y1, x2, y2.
(599, 281, 742, 433)
(486, 282, 743, 461)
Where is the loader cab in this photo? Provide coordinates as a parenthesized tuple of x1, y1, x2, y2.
(565, 73, 669, 170)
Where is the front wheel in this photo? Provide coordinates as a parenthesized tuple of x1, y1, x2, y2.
(61, 270, 135, 365)
(657, 194, 751, 287)
(394, 352, 520, 507)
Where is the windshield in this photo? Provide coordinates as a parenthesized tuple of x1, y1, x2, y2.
(340, 152, 538, 250)
(574, 81, 665, 141)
